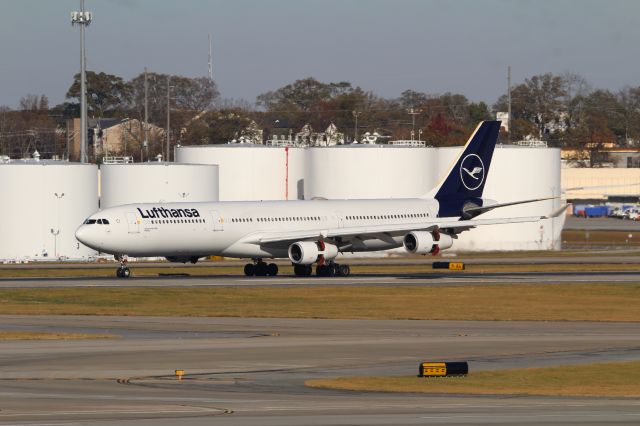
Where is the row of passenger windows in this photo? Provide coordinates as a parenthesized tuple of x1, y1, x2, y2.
(149, 219, 205, 225)
(231, 216, 321, 223)
(346, 213, 428, 220)
(229, 213, 428, 224)
(84, 218, 110, 225)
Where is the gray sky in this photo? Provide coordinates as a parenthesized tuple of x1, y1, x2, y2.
(1, 0, 639, 108)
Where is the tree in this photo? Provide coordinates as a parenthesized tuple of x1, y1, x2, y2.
(0, 100, 58, 158)
(19, 94, 48, 111)
(257, 77, 337, 112)
(398, 90, 428, 109)
(181, 109, 253, 145)
(127, 72, 219, 126)
(494, 73, 568, 140)
(66, 71, 130, 117)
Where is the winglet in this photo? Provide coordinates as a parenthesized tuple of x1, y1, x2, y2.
(542, 204, 569, 219)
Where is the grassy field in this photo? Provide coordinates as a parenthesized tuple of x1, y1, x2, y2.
(306, 360, 640, 398)
(0, 331, 117, 340)
(1, 283, 640, 321)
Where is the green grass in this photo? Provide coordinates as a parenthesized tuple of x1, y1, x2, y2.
(1, 284, 640, 321)
(306, 360, 640, 397)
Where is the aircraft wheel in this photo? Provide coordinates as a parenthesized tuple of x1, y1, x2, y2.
(329, 263, 339, 277)
(244, 263, 255, 276)
(304, 265, 313, 276)
(117, 267, 130, 278)
(255, 262, 268, 276)
(267, 263, 278, 276)
(338, 264, 350, 277)
(316, 264, 327, 277)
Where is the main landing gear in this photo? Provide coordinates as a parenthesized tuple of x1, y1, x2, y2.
(115, 255, 131, 278)
(244, 259, 279, 277)
(315, 262, 350, 277)
(292, 262, 350, 277)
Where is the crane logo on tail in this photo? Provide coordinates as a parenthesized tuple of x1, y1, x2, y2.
(459, 154, 485, 190)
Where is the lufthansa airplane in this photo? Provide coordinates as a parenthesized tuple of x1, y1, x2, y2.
(76, 121, 552, 278)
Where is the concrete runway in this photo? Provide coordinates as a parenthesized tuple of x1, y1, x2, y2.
(1, 315, 640, 425)
(0, 268, 639, 289)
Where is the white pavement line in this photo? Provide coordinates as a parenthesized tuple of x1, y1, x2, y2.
(0, 406, 225, 417)
(0, 424, 81, 426)
(419, 412, 640, 420)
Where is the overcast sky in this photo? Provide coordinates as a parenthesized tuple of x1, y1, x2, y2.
(1, 0, 639, 108)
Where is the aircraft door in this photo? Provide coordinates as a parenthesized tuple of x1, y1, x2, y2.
(126, 212, 140, 234)
(211, 210, 224, 231)
(336, 211, 345, 228)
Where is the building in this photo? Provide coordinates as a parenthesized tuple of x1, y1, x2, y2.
(67, 118, 164, 161)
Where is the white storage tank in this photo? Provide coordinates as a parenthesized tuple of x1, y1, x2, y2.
(175, 145, 305, 201)
(305, 145, 439, 199)
(437, 146, 564, 251)
(100, 163, 219, 208)
(0, 161, 98, 261)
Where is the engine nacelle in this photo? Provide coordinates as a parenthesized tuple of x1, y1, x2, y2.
(436, 234, 454, 251)
(403, 231, 454, 255)
(165, 256, 200, 264)
(403, 231, 436, 254)
(288, 241, 339, 265)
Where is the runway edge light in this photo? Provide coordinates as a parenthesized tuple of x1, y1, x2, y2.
(418, 361, 468, 377)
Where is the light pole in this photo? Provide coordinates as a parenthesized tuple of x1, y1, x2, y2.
(71, 1, 92, 163)
(144, 67, 149, 162)
(166, 76, 170, 161)
(53, 192, 65, 258)
(418, 129, 423, 142)
(352, 111, 361, 143)
(166, 76, 175, 161)
(50, 229, 60, 259)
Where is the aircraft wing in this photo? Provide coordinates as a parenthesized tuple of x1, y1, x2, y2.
(462, 197, 557, 217)
(242, 215, 547, 245)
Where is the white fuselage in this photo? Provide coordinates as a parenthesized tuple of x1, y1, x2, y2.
(76, 198, 443, 259)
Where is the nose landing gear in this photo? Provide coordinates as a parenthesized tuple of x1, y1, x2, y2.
(115, 255, 131, 278)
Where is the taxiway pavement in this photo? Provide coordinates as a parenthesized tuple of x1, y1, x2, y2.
(1, 315, 640, 425)
(0, 269, 638, 289)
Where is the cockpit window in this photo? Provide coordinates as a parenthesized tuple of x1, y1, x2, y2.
(102, 219, 110, 225)
(84, 219, 97, 224)
(97, 219, 103, 224)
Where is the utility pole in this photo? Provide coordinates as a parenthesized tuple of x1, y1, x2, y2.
(507, 65, 512, 143)
(407, 108, 421, 137)
(71, 0, 92, 163)
(144, 67, 149, 162)
(208, 33, 213, 81)
(352, 111, 361, 142)
(166, 75, 171, 162)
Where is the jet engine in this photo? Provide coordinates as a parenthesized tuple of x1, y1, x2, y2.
(288, 240, 339, 265)
(403, 230, 453, 255)
(165, 256, 200, 264)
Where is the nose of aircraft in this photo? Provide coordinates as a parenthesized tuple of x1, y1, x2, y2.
(75, 225, 93, 247)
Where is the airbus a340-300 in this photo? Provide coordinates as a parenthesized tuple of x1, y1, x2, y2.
(75, 121, 553, 278)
